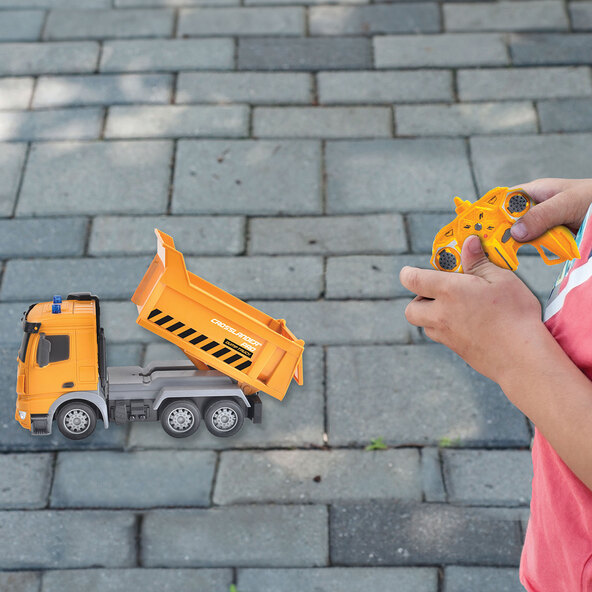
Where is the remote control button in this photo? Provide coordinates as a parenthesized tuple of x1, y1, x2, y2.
(508, 194, 528, 213)
(502, 228, 512, 243)
(438, 250, 458, 271)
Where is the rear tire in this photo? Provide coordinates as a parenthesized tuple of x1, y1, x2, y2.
(57, 402, 97, 440)
(160, 399, 200, 438)
(204, 399, 244, 438)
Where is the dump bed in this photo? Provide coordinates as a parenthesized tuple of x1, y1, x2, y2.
(131, 230, 304, 401)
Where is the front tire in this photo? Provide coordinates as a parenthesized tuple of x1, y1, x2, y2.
(57, 402, 97, 440)
(204, 399, 245, 438)
(160, 399, 200, 438)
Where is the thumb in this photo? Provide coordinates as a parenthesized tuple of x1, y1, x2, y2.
(461, 235, 502, 280)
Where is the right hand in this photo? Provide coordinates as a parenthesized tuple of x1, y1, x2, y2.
(509, 178, 592, 242)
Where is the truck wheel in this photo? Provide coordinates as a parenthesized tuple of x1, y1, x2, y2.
(160, 399, 200, 438)
(57, 402, 97, 440)
(204, 399, 244, 438)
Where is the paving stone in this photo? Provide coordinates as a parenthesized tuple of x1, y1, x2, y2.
(42, 569, 234, 592)
(214, 449, 422, 504)
(100, 301, 158, 344)
(33, 74, 173, 108)
(51, 450, 216, 508)
(129, 344, 324, 449)
(538, 98, 592, 132)
(176, 72, 312, 105)
(238, 37, 372, 70)
(326, 139, 475, 213)
(571, 2, 592, 30)
(330, 501, 523, 566)
(396, 102, 537, 136)
(326, 345, 530, 447)
(458, 67, 592, 101)
(0, 510, 136, 569)
(18, 140, 172, 216)
(141, 506, 329, 567)
(0, 10, 44, 41)
(374, 34, 508, 68)
(105, 343, 143, 367)
(408, 213, 457, 253)
(245, 0, 366, 3)
(0, 108, 103, 141)
(470, 134, 592, 196)
(444, 1, 568, 32)
(0, 572, 40, 592)
(118, 0, 237, 4)
(254, 106, 391, 138)
(172, 140, 322, 215)
(0, 42, 99, 75)
(90, 215, 245, 256)
(178, 7, 305, 36)
(0, 452, 52, 509)
(443, 566, 523, 592)
(318, 70, 453, 104)
(238, 567, 438, 592)
(105, 104, 249, 139)
(0, 0, 109, 6)
(510, 33, 592, 64)
(309, 3, 440, 35)
(0, 78, 34, 109)
(422, 447, 447, 502)
(101, 38, 234, 72)
(442, 449, 532, 506)
(249, 214, 406, 255)
(0, 143, 27, 217)
(44, 9, 174, 40)
(514, 255, 563, 299)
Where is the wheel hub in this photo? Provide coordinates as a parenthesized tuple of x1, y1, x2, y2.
(212, 407, 237, 431)
(168, 407, 194, 432)
(64, 409, 89, 433)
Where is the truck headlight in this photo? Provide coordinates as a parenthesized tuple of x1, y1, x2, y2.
(18, 410, 26, 420)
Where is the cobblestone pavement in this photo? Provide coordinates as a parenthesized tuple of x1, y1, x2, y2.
(0, 1, 590, 591)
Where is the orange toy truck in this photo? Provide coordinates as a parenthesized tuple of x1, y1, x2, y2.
(15, 230, 304, 440)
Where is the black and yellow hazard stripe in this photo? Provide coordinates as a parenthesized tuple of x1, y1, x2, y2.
(147, 308, 252, 372)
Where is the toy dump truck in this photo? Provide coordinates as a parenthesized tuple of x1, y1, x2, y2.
(15, 230, 304, 440)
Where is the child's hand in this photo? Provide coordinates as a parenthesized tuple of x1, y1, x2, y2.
(400, 235, 543, 384)
(510, 177, 592, 241)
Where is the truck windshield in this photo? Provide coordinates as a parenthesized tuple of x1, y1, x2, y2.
(18, 332, 31, 363)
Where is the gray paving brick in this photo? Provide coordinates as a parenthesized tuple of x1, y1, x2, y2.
(105, 343, 143, 367)
(101, 301, 152, 343)
(245, 0, 366, 3)
(443, 566, 523, 592)
(442, 449, 532, 506)
(105, 104, 248, 139)
(129, 344, 324, 449)
(33, 74, 173, 108)
(254, 106, 391, 138)
(0, 572, 40, 592)
(0, 108, 103, 141)
(90, 215, 245, 255)
(318, 70, 453, 104)
(249, 214, 406, 255)
(0, 42, 99, 75)
(118, 0, 237, 4)
(510, 33, 592, 64)
(101, 38, 234, 72)
(0, 143, 27, 217)
(18, 140, 172, 216)
(444, 1, 568, 32)
(42, 569, 234, 592)
(0, 453, 52, 509)
(0, 0, 109, 6)
(571, 2, 592, 30)
(310, 3, 440, 35)
(396, 102, 537, 136)
(0, 217, 87, 257)
(172, 140, 322, 215)
(0, 10, 44, 41)
(422, 447, 447, 502)
(0, 510, 136, 569)
(514, 255, 564, 299)
(178, 7, 305, 36)
(408, 213, 457, 253)
(0, 78, 34, 110)
(374, 34, 508, 68)
(470, 134, 592, 196)
(458, 67, 592, 101)
(330, 502, 523, 566)
(44, 9, 174, 40)
(238, 568, 438, 592)
(176, 72, 312, 105)
(51, 450, 216, 508)
(214, 449, 422, 504)
(326, 345, 530, 447)
(142, 506, 329, 567)
(538, 98, 592, 132)
(326, 139, 475, 213)
(238, 37, 372, 70)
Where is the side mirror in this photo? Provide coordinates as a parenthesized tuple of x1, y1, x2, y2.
(37, 334, 51, 368)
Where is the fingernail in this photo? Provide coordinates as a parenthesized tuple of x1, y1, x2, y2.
(511, 220, 527, 240)
(468, 235, 482, 254)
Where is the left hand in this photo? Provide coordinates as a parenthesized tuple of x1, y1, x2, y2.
(399, 235, 544, 383)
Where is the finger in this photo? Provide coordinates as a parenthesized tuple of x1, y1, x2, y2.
(460, 235, 503, 282)
(508, 178, 582, 203)
(405, 295, 436, 328)
(400, 266, 450, 299)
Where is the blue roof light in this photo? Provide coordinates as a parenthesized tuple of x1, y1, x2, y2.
(52, 295, 62, 314)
